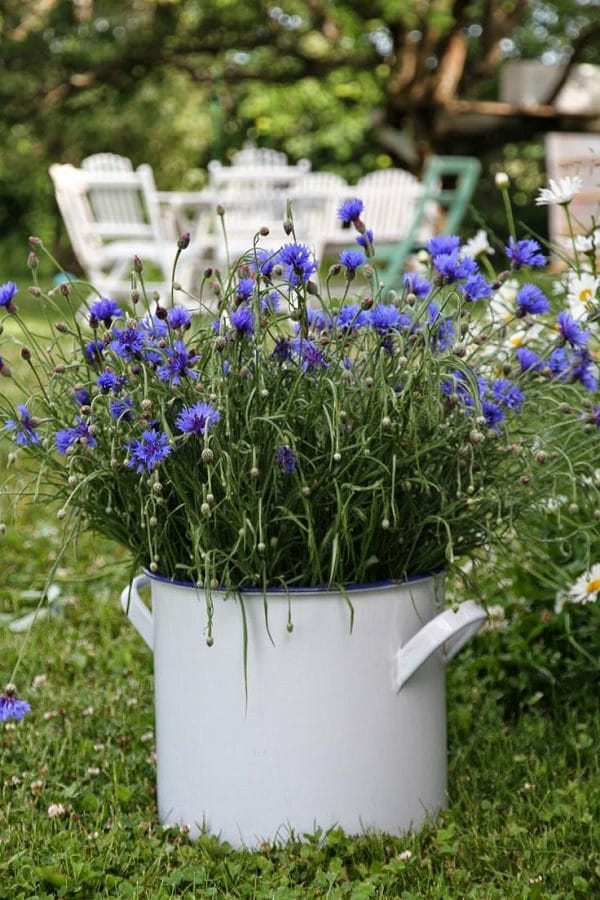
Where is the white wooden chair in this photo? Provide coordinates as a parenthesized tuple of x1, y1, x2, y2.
(49, 161, 207, 302)
(206, 153, 313, 266)
(544, 133, 600, 255)
(230, 146, 289, 167)
(287, 172, 349, 262)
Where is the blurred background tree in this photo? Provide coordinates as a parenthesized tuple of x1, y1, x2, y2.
(1, 0, 598, 274)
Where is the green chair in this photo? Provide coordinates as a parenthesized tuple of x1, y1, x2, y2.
(376, 155, 482, 289)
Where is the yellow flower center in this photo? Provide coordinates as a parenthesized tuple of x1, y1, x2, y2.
(510, 335, 523, 347)
(578, 288, 592, 303)
(585, 578, 600, 594)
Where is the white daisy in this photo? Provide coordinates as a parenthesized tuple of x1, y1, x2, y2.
(566, 272, 600, 319)
(535, 175, 582, 206)
(573, 231, 599, 255)
(555, 563, 600, 613)
(461, 229, 495, 259)
(484, 604, 508, 630)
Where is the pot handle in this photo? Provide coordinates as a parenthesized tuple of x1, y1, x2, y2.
(120, 574, 153, 650)
(394, 600, 487, 691)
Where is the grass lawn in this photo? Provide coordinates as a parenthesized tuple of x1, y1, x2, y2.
(0, 485, 599, 898)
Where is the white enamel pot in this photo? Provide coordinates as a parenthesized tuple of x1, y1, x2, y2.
(121, 571, 486, 847)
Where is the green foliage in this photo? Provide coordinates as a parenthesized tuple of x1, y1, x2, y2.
(2, 196, 598, 593)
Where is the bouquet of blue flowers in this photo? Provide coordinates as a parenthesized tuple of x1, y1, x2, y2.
(1, 174, 598, 719)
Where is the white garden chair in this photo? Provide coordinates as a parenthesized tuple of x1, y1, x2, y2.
(49, 162, 209, 303)
(544, 133, 600, 256)
(287, 172, 349, 263)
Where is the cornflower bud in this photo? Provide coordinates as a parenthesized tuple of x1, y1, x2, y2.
(361, 296, 374, 310)
(133, 256, 143, 273)
(28, 286, 41, 296)
(59, 283, 69, 296)
(259, 226, 270, 237)
(28, 236, 42, 247)
(21, 347, 32, 361)
(177, 232, 191, 250)
(283, 219, 293, 235)
(155, 305, 167, 320)
(130, 290, 140, 303)
(329, 264, 342, 277)
(55, 322, 68, 333)
(203, 267, 214, 278)
(216, 204, 225, 217)
(151, 291, 160, 302)
(27, 252, 39, 270)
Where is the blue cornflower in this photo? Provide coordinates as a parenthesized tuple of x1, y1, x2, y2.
(460, 272, 492, 303)
(141, 314, 169, 341)
(516, 284, 550, 317)
(96, 370, 125, 394)
(275, 445, 297, 474)
(157, 340, 200, 385)
(505, 237, 546, 269)
(432, 251, 478, 282)
(251, 249, 278, 279)
(176, 401, 221, 437)
(428, 304, 455, 351)
(0, 689, 30, 722)
(441, 370, 477, 407)
(88, 297, 122, 328)
(126, 428, 172, 473)
(261, 291, 281, 315)
(481, 400, 505, 428)
(230, 305, 255, 336)
(278, 243, 318, 286)
(339, 249, 365, 275)
(337, 198, 364, 224)
(167, 307, 192, 330)
(570, 349, 597, 392)
(74, 387, 91, 406)
(306, 308, 332, 332)
(236, 277, 255, 303)
(370, 304, 403, 333)
(556, 311, 589, 348)
(548, 347, 569, 377)
(110, 324, 145, 359)
(272, 337, 292, 363)
(492, 378, 524, 411)
(516, 347, 543, 372)
(55, 419, 97, 454)
(335, 304, 371, 331)
(356, 229, 375, 253)
(427, 235, 461, 257)
(5, 404, 40, 446)
(403, 273, 432, 298)
(109, 397, 134, 421)
(291, 338, 329, 372)
(0, 281, 18, 310)
(85, 340, 105, 365)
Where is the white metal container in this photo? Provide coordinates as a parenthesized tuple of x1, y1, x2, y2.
(122, 572, 486, 847)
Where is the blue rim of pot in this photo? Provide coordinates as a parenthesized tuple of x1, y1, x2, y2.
(142, 568, 445, 593)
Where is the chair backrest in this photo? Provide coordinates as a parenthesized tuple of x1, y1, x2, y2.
(49, 164, 106, 271)
(230, 146, 289, 167)
(350, 169, 425, 242)
(288, 172, 349, 261)
(49, 162, 171, 285)
(207, 157, 311, 200)
(81, 153, 145, 226)
(544, 132, 600, 251)
(366, 157, 481, 289)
